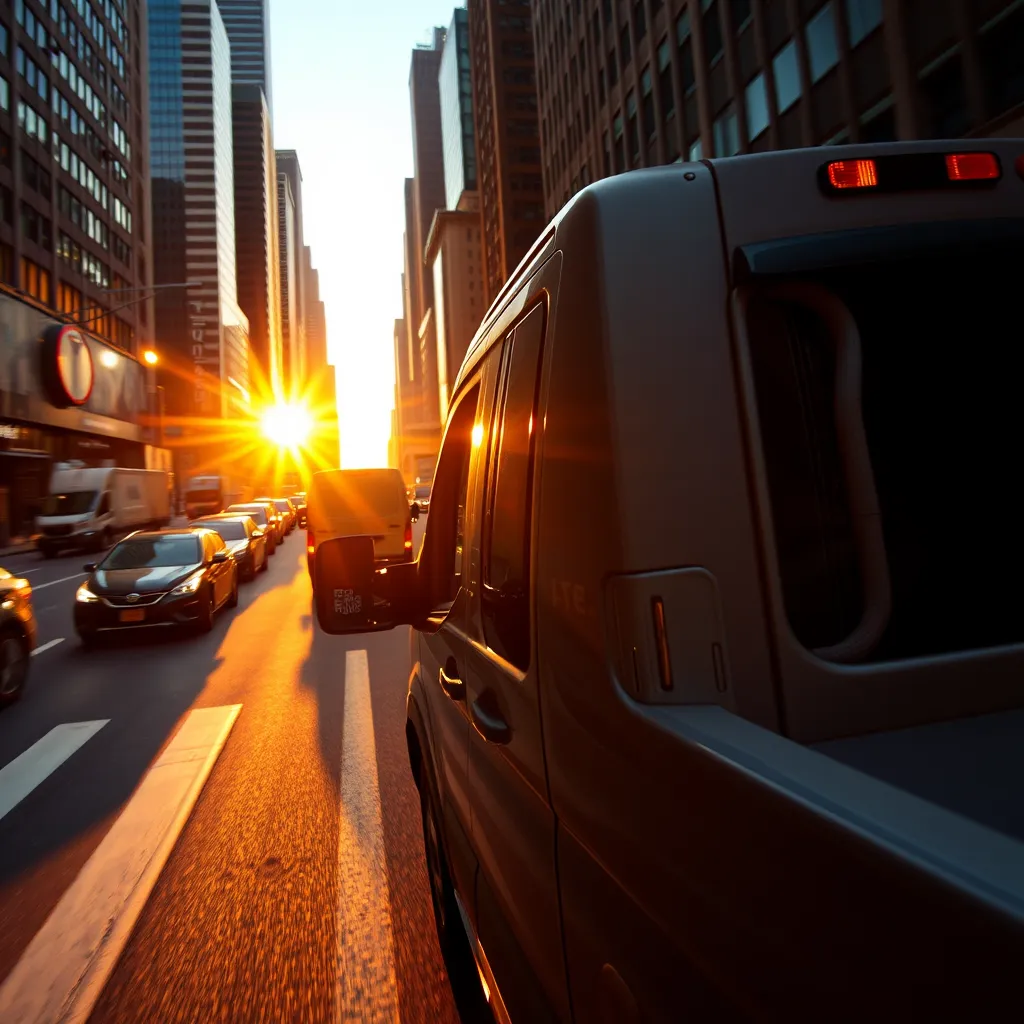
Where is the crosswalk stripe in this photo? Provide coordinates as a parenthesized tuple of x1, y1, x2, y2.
(0, 721, 108, 823)
(336, 649, 400, 1023)
(0, 703, 242, 1024)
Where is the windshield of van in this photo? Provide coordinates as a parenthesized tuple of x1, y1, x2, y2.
(186, 489, 221, 503)
(41, 491, 97, 516)
(742, 248, 1023, 664)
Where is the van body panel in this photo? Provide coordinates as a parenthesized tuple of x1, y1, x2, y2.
(308, 468, 411, 563)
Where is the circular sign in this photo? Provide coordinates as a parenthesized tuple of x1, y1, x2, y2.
(41, 325, 95, 408)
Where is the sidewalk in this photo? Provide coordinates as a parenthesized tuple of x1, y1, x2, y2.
(0, 537, 37, 558)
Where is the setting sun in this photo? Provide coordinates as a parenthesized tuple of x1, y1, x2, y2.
(260, 402, 314, 451)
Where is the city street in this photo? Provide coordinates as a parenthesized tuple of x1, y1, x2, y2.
(0, 521, 482, 1023)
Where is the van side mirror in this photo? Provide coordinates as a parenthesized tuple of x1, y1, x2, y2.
(314, 536, 422, 634)
(83, 563, 97, 573)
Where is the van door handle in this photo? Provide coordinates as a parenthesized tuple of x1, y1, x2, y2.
(439, 658, 465, 700)
(470, 691, 511, 745)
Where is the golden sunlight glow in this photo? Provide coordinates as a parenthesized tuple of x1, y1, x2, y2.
(471, 422, 484, 447)
(142, 349, 159, 366)
(261, 401, 314, 451)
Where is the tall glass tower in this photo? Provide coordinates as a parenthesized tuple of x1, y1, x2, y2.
(216, 0, 274, 121)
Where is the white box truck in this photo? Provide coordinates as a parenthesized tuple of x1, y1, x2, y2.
(35, 460, 172, 557)
(183, 474, 251, 518)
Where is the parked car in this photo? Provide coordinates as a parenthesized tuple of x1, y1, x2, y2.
(189, 514, 269, 580)
(227, 502, 284, 546)
(311, 143, 1024, 1021)
(255, 496, 297, 534)
(0, 567, 36, 705)
(74, 529, 238, 645)
(291, 492, 307, 528)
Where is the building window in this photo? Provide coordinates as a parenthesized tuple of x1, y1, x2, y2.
(603, 131, 611, 176)
(703, 0, 723, 66)
(641, 67, 655, 144)
(627, 91, 640, 165)
(0, 75, 8, 112)
(677, 12, 696, 94)
(713, 104, 739, 156)
(0, 185, 11, 224)
(634, 2, 646, 43)
(733, 0, 753, 32)
(0, 244, 13, 285)
(746, 73, 769, 140)
(847, 0, 883, 48)
(20, 256, 51, 304)
(608, 48, 618, 86)
(773, 40, 801, 113)
(806, 3, 840, 82)
(613, 112, 625, 171)
(20, 202, 52, 249)
(620, 24, 631, 67)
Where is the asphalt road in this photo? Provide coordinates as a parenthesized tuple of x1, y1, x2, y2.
(0, 522, 489, 1023)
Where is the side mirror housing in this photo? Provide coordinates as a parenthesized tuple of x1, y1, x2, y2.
(314, 536, 423, 634)
(252, 528, 265, 538)
(212, 549, 230, 563)
(83, 563, 97, 572)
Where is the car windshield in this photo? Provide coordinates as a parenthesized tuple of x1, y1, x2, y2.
(41, 491, 97, 516)
(101, 535, 200, 569)
(415, 486, 430, 500)
(193, 521, 247, 541)
(273, 500, 291, 512)
(229, 505, 267, 525)
(186, 489, 221, 503)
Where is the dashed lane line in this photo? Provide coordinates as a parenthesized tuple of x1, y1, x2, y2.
(31, 638, 65, 657)
(336, 649, 400, 1024)
(0, 703, 242, 1024)
(31, 573, 87, 591)
(0, 721, 108, 824)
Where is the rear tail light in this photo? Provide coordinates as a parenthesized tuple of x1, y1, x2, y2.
(826, 158, 878, 190)
(404, 523, 413, 551)
(945, 152, 999, 181)
(307, 529, 315, 555)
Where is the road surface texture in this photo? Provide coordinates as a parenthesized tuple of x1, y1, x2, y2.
(0, 522, 490, 1023)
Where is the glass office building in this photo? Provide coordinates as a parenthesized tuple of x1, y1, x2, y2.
(439, 7, 477, 212)
(216, 0, 273, 121)
(148, 0, 250, 479)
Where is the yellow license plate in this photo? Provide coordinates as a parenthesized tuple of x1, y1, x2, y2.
(119, 608, 145, 623)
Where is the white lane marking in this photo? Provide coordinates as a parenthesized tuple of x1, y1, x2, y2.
(30, 638, 65, 657)
(336, 649, 399, 1024)
(0, 704, 242, 1024)
(0, 721, 108, 823)
(31, 573, 87, 591)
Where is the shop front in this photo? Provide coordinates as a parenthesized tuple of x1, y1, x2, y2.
(0, 289, 149, 545)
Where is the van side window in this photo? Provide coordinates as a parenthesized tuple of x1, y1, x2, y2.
(431, 382, 482, 605)
(96, 492, 110, 516)
(482, 302, 546, 670)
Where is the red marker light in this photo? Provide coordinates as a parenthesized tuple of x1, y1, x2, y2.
(826, 159, 878, 190)
(946, 152, 999, 181)
(404, 523, 413, 551)
(306, 529, 315, 555)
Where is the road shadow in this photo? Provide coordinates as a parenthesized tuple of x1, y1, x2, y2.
(0, 610, 234, 982)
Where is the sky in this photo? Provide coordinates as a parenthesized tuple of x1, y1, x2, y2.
(269, 1, 461, 469)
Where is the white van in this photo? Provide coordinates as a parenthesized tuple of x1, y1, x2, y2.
(306, 469, 414, 581)
(35, 461, 171, 556)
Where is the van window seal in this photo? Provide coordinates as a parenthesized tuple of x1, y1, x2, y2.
(733, 217, 1024, 283)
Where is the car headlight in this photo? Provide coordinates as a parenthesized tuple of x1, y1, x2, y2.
(170, 572, 204, 596)
(76, 583, 99, 603)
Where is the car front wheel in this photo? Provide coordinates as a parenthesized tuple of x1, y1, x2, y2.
(0, 630, 29, 704)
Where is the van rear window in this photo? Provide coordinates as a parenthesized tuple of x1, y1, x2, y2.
(310, 472, 406, 521)
(742, 248, 1024, 663)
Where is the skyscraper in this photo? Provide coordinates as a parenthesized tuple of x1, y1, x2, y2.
(276, 169, 300, 396)
(468, 0, 543, 304)
(149, 0, 250, 476)
(215, 0, 273, 121)
(232, 84, 282, 403)
(276, 150, 305, 393)
(438, 8, 477, 212)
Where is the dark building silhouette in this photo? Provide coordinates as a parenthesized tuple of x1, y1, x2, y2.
(276, 150, 306, 395)
(232, 84, 282, 404)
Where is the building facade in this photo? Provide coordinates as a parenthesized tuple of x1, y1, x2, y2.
(231, 83, 281, 404)
(149, 0, 250, 479)
(276, 149, 305, 395)
(426, 208, 484, 416)
(276, 168, 299, 396)
(302, 245, 325, 379)
(0, 0, 159, 541)
(468, 0, 544, 306)
(439, 8, 478, 212)
(215, 0, 273, 121)
(532, 0, 1024, 220)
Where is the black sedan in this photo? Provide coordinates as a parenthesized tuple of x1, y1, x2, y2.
(291, 492, 307, 528)
(189, 514, 269, 580)
(74, 529, 238, 646)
